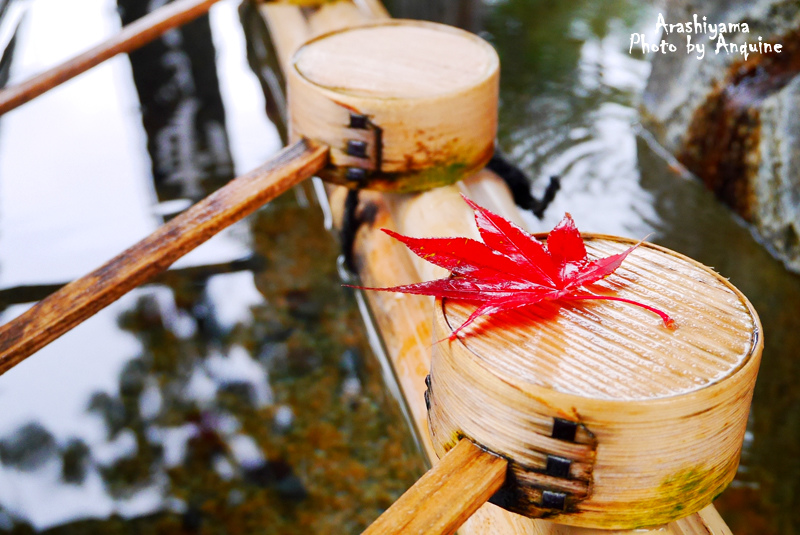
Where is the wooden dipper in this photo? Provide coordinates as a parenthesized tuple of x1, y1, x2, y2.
(363, 236, 761, 534)
(0, 20, 498, 372)
(287, 20, 499, 191)
(426, 236, 763, 530)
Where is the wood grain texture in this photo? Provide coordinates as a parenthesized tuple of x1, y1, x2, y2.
(0, 0, 223, 116)
(0, 140, 328, 374)
(295, 24, 495, 97)
(288, 20, 498, 191)
(262, 3, 310, 74)
(331, 188, 440, 460)
(463, 502, 733, 535)
(256, 2, 736, 533)
(444, 238, 758, 400)
(429, 237, 762, 529)
(362, 438, 507, 535)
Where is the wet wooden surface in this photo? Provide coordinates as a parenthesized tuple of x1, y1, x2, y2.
(430, 237, 761, 527)
(288, 19, 498, 191)
(445, 238, 758, 399)
(362, 439, 507, 535)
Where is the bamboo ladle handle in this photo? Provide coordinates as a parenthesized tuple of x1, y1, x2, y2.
(0, 139, 327, 374)
(0, 0, 223, 116)
(362, 439, 507, 535)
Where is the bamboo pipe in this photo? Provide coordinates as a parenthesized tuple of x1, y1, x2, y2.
(0, 140, 327, 374)
(255, 2, 736, 533)
(362, 438, 506, 535)
(0, 0, 223, 116)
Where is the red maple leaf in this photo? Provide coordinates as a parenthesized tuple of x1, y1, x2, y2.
(355, 196, 676, 340)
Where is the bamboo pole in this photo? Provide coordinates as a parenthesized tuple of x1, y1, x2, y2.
(0, 140, 327, 373)
(363, 438, 506, 535)
(255, 2, 735, 533)
(0, 255, 265, 308)
(0, 0, 223, 116)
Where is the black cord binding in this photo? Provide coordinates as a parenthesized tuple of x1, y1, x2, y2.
(487, 151, 560, 219)
(340, 189, 362, 273)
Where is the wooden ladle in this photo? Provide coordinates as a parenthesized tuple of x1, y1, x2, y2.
(363, 237, 762, 534)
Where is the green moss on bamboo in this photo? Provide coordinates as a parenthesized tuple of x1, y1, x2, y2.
(587, 460, 737, 529)
(322, 161, 473, 193)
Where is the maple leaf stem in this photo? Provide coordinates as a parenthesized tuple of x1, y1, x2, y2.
(563, 294, 677, 329)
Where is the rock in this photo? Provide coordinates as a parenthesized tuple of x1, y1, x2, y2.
(243, 458, 308, 502)
(182, 505, 203, 533)
(641, 0, 800, 273)
(0, 423, 58, 471)
(61, 439, 91, 484)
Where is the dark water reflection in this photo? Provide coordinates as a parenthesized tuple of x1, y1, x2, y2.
(0, 0, 799, 533)
(119, 0, 234, 205)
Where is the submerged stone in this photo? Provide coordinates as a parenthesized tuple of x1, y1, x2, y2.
(641, 0, 800, 274)
(0, 423, 58, 471)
